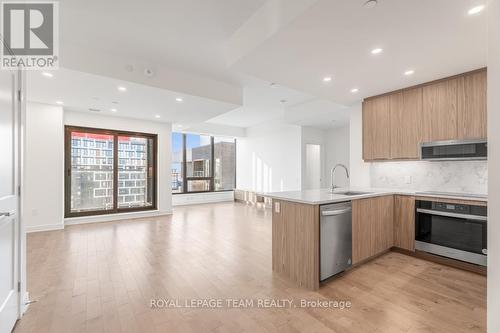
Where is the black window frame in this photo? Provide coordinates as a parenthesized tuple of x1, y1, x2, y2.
(172, 133, 236, 194)
(65, 126, 158, 218)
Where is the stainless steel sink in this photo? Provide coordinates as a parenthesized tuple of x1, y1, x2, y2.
(331, 191, 372, 196)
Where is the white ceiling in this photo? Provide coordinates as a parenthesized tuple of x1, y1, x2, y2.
(59, 0, 266, 85)
(26, 68, 238, 124)
(231, 0, 488, 105)
(28, 0, 488, 132)
(207, 78, 313, 128)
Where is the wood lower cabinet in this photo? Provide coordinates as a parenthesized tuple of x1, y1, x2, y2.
(458, 69, 487, 139)
(352, 195, 394, 264)
(393, 195, 415, 251)
(272, 200, 319, 290)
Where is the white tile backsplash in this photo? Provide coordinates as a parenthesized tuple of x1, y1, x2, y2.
(370, 161, 487, 194)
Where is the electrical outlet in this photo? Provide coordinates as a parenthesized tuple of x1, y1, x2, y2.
(404, 175, 412, 184)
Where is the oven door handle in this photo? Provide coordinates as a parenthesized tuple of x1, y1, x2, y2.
(416, 208, 487, 222)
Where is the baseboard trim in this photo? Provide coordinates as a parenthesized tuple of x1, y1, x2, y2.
(22, 292, 30, 315)
(26, 224, 64, 233)
(65, 209, 173, 226)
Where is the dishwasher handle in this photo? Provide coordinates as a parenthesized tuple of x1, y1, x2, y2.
(321, 207, 352, 216)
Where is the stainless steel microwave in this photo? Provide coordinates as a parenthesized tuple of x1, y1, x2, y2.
(420, 139, 487, 161)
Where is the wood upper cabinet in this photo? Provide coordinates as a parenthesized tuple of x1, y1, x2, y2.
(362, 68, 486, 161)
(352, 195, 394, 264)
(458, 69, 487, 139)
(393, 195, 415, 252)
(362, 95, 391, 160)
(422, 78, 458, 142)
(390, 88, 422, 159)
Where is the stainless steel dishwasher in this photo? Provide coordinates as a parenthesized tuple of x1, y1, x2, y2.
(320, 201, 352, 281)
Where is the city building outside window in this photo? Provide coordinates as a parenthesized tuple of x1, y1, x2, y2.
(171, 132, 236, 193)
(65, 126, 157, 217)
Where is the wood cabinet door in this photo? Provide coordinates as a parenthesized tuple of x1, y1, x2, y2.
(394, 196, 415, 251)
(353, 196, 394, 263)
(458, 70, 487, 139)
(362, 99, 373, 161)
(372, 196, 394, 254)
(352, 198, 373, 264)
(422, 78, 458, 142)
(391, 88, 422, 159)
(363, 96, 391, 160)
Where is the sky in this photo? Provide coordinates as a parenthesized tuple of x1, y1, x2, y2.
(171, 133, 207, 173)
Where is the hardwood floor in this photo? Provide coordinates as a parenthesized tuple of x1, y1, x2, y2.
(14, 202, 486, 333)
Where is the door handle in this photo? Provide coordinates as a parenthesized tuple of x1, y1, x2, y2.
(0, 211, 15, 218)
(322, 208, 352, 216)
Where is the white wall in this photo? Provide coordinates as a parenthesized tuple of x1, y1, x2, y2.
(24, 103, 65, 232)
(324, 125, 350, 188)
(348, 103, 371, 187)
(64, 111, 173, 220)
(22, 108, 173, 231)
(488, 0, 500, 331)
(236, 122, 302, 192)
(301, 126, 326, 189)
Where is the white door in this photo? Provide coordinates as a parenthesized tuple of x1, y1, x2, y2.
(0, 64, 20, 333)
(305, 144, 321, 189)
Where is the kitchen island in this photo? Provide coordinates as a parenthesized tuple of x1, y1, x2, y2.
(264, 188, 487, 290)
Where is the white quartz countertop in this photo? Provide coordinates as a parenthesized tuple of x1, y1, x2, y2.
(261, 188, 488, 205)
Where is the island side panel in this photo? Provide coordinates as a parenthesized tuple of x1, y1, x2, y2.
(272, 199, 320, 290)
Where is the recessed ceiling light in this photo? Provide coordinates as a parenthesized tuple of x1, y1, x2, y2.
(468, 4, 485, 15)
(175, 97, 183, 102)
(363, 0, 378, 8)
(351, 88, 359, 93)
(42, 72, 53, 78)
(117, 86, 127, 92)
(371, 48, 383, 54)
(55, 101, 64, 105)
(404, 69, 415, 76)
(112, 101, 119, 104)
(323, 76, 332, 82)
(110, 108, 117, 112)
(155, 115, 161, 119)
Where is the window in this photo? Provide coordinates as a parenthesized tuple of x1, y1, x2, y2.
(214, 137, 236, 191)
(171, 133, 236, 193)
(171, 132, 183, 193)
(65, 126, 157, 217)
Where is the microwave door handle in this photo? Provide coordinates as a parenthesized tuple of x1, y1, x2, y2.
(416, 208, 487, 222)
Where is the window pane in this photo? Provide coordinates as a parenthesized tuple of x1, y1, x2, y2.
(214, 137, 236, 191)
(187, 179, 210, 192)
(186, 133, 211, 180)
(171, 132, 183, 193)
(70, 132, 114, 213)
(117, 136, 154, 208)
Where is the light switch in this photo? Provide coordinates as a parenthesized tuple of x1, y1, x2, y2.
(404, 175, 412, 184)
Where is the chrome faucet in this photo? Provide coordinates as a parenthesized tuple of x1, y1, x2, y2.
(330, 164, 350, 192)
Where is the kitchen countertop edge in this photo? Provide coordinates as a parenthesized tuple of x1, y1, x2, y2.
(261, 189, 488, 205)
